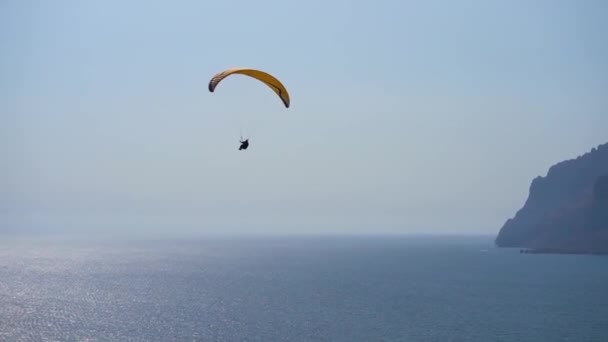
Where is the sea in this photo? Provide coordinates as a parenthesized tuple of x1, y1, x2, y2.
(0, 234, 606, 342)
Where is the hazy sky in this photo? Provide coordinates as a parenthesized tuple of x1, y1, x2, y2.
(1, 0, 607, 236)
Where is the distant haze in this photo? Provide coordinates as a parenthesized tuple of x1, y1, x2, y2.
(2, 0, 607, 236)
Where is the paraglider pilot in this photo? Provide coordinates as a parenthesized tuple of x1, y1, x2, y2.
(239, 138, 249, 150)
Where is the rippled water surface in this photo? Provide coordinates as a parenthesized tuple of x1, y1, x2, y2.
(1, 235, 607, 341)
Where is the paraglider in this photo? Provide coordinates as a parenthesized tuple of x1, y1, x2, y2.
(208, 67, 290, 150)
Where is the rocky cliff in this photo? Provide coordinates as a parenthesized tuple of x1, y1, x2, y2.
(495, 143, 608, 253)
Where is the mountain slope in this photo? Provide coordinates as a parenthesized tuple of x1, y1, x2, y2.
(495, 143, 608, 253)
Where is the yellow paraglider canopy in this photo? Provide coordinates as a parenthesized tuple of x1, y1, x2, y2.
(208, 67, 290, 108)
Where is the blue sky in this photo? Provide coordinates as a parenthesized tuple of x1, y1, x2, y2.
(1, 0, 607, 235)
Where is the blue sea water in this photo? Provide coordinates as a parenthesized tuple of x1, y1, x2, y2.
(0, 235, 607, 341)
